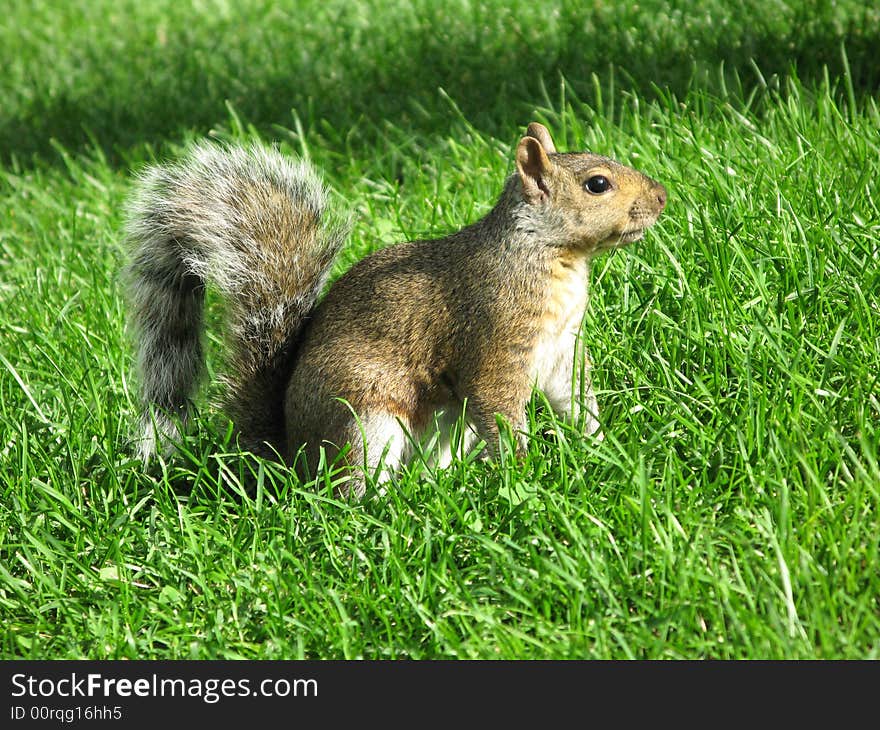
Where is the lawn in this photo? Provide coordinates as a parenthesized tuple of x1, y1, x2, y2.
(0, 0, 878, 659)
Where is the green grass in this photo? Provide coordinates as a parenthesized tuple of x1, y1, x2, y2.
(1, 0, 878, 659)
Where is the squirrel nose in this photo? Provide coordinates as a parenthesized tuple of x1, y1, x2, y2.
(655, 184, 667, 210)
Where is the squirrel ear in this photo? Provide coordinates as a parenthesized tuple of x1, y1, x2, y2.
(525, 122, 557, 154)
(516, 136, 553, 204)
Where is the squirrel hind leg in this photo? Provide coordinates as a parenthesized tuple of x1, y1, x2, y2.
(339, 411, 413, 499)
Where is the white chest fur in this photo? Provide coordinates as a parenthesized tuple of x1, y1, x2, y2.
(530, 256, 589, 387)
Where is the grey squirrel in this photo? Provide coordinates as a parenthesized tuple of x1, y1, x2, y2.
(124, 122, 666, 496)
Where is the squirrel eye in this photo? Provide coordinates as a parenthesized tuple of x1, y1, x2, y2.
(584, 175, 611, 194)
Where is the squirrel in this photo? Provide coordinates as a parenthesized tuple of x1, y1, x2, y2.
(124, 122, 666, 496)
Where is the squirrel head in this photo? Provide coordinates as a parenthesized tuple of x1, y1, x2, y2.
(514, 122, 667, 254)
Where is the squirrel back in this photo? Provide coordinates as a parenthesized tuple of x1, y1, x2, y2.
(125, 124, 666, 494)
(124, 142, 347, 459)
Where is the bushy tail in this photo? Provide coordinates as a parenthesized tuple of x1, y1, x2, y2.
(124, 141, 348, 459)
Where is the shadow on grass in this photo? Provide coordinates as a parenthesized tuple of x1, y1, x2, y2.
(2, 4, 878, 166)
